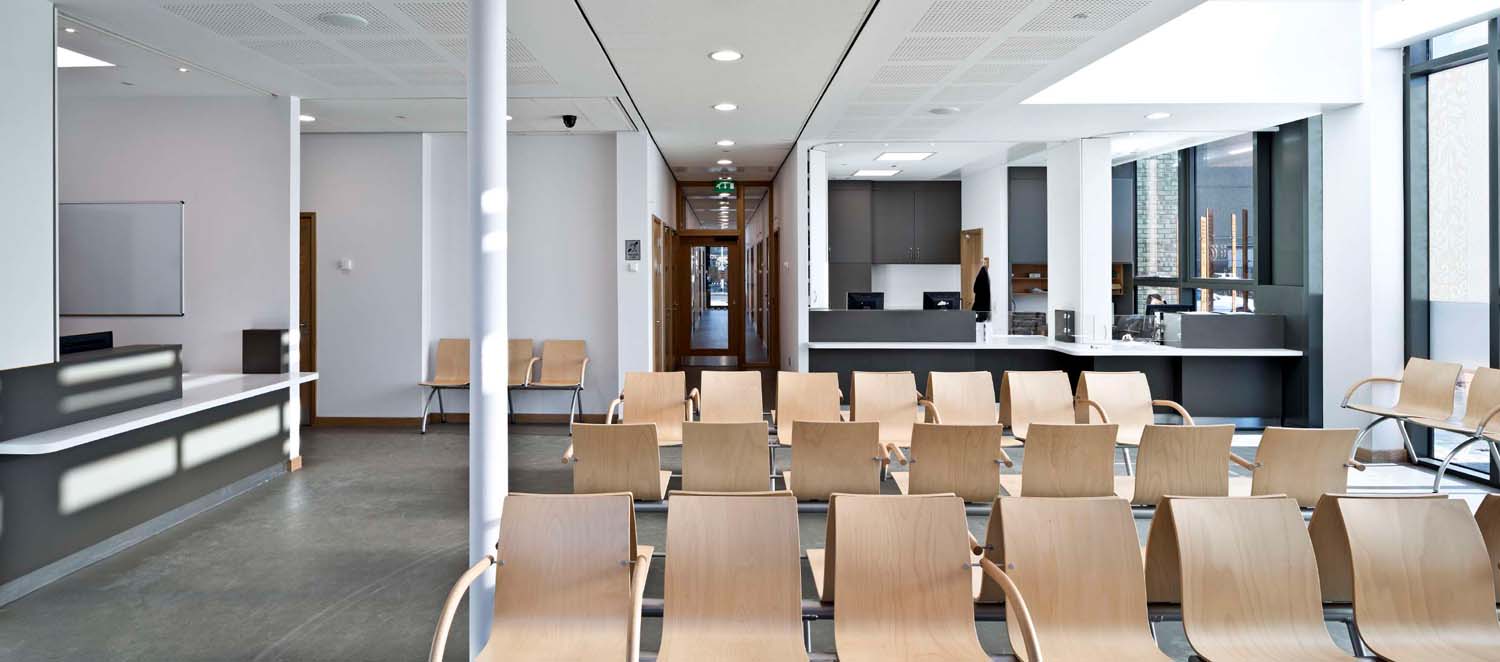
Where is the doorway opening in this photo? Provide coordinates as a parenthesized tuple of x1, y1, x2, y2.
(298, 212, 317, 424)
(671, 181, 775, 369)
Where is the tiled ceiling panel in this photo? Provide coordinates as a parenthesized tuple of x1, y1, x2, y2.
(843, 103, 909, 117)
(437, 37, 466, 60)
(301, 65, 395, 86)
(930, 85, 1011, 102)
(887, 36, 988, 61)
(870, 64, 955, 85)
(857, 86, 928, 103)
(957, 62, 1044, 84)
(984, 35, 1089, 61)
(1020, 0, 1151, 32)
(393, 1, 467, 33)
(911, 0, 1030, 33)
(506, 32, 536, 63)
(388, 64, 465, 85)
(509, 63, 558, 85)
(241, 38, 353, 65)
(161, 3, 302, 37)
(337, 38, 444, 63)
(275, 2, 407, 34)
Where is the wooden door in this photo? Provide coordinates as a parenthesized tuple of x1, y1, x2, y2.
(298, 213, 317, 423)
(653, 217, 665, 371)
(675, 235, 743, 360)
(960, 229, 984, 310)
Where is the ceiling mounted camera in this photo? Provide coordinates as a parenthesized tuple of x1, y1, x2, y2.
(562, 114, 578, 129)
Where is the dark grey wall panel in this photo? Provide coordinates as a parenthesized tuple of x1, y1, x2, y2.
(809, 310, 974, 342)
(828, 263, 872, 310)
(828, 181, 872, 263)
(0, 345, 183, 441)
(915, 182, 961, 264)
(1008, 167, 1047, 263)
(871, 184, 916, 264)
(1112, 163, 1135, 263)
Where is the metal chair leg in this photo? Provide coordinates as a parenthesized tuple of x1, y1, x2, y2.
(420, 388, 437, 434)
(1396, 419, 1418, 464)
(568, 388, 580, 434)
(507, 388, 514, 424)
(1433, 435, 1485, 493)
(436, 388, 447, 423)
(1346, 619, 1366, 656)
(1121, 446, 1134, 475)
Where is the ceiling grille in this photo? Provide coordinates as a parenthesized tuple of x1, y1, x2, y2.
(276, 2, 407, 34)
(338, 38, 444, 63)
(1020, 0, 1151, 32)
(888, 36, 988, 62)
(957, 62, 1044, 84)
(985, 35, 1089, 61)
(388, 65, 466, 85)
(301, 65, 394, 86)
(871, 64, 955, 85)
(393, 2, 468, 33)
(911, 0, 1029, 33)
(509, 64, 558, 85)
(931, 85, 1011, 102)
(857, 86, 927, 103)
(241, 38, 352, 65)
(161, 3, 301, 37)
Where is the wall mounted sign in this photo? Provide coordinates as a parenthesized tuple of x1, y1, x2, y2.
(624, 239, 641, 261)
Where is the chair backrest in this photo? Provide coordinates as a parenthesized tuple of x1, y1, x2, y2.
(775, 371, 843, 445)
(1461, 367, 1500, 430)
(538, 340, 588, 386)
(1000, 370, 1076, 439)
(1143, 495, 1280, 604)
(698, 371, 764, 423)
(996, 496, 1154, 660)
(925, 371, 998, 424)
(491, 493, 637, 652)
(1339, 497, 1500, 653)
(832, 494, 978, 650)
(1170, 496, 1339, 659)
(1306, 492, 1446, 603)
(1017, 423, 1119, 497)
(681, 421, 769, 493)
(851, 371, 919, 445)
(1129, 424, 1236, 506)
(434, 338, 470, 383)
(1477, 494, 1500, 598)
(622, 371, 688, 440)
(1394, 356, 1461, 419)
(907, 423, 1005, 502)
(570, 423, 663, 500)
(1076, 371, 1154, 427)
(507, 339, 533, 386)
(788, 421, 882, 501)
(661, 493, 802, 646)
(1249, 427, 1359, 507)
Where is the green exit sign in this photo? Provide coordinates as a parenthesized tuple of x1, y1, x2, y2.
(714, 180, 735, 193)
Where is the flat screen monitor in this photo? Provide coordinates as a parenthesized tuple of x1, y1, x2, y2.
(1146, 303, 1195, 316)
(923, 291, 961, 310)
(847, 292, 884, 310)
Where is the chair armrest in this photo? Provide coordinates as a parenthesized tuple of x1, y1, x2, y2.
(1341, 376, 1401, 408)
(920, 399, 942, 424)
(562, 444, 575, 465)
(1229, 454, 1259, 471)
(429, 554, 496, 662)
(968, 531, 986, 557)
(607, 397, 624, 424)
(769, 409, 776, 426)
(978, 558, 1043, 662)
(686, 388, 700, 421)
(997, 447, 1016, 468)
(578, 357, 590, 386)
(1344, 458, 1367, 471)
(1151, 399, 1195, 425)
(886, 442, 908, 466)
(523, 357, 539, 386)
(629, 550, 650, 662)
(1475, 404, 1500, 439)
(1077, 398, 1110, 423)
(840, 410, 849, 422)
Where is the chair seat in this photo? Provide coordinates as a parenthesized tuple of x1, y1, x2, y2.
(807, 547, 828, 602)
(1185, 642, 1358, 662)
(528, 380, 583, 389)
(892, 471, 910, 495)
(659, 636, 808, 662)
(1356, 640, 1500, 662)
(1408, 416, 1500, 441)
(422, 379, 469, 388)
(1042, 639, 1172, 662)
(1345, 402, 1414, 419)
(477, 631, 623, 662)
(833, 636, 990, 662)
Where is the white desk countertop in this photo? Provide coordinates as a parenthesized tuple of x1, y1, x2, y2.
(0, 372, 319, 456)
(804, 337, 1303, 358)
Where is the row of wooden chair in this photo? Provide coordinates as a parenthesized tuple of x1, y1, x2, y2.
(431, 491, 1500, 661)
(508, 338, 590, 427)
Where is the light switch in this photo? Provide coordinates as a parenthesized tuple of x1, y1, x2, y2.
(626, 262, 641, 272)
(337, 258, 354, 273)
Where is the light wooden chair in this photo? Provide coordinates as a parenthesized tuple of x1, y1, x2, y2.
(851, 371, 922, 453)
(1169, 496, 1356, 662)
(1114, 424, 1254, 507)
(1341, 356, 1462, 463)
(1233, 427, 1363, 507)
(1141, 494, 1282, 605)
(1415, 367, 1500, 491)
(681, 421, 772, 493)
(829, 494, 1040, 662)
(808, 491, 940, 604)
(428, 492, 651, 662)
(1339, 496, 1500, 661)
(609, 371, 691, 447)
(990, 496, 1170, 662)
(695, 370, 765, 423)
(521, 340, 590, 429)
(1307, 493, 1446, 604)
(1000, 370, 1088, 443)
(891, 423, 1013, 502)
(783, 421, 892, 502)
(564, 423, 670, 501)
(1077, 371, 1193, 475)
(772, 371, 844, 446)
(421, 338, 470, 434)
(507, 339, 536, 387)
(998, 423, 1119, 498)
(657, 492, 807, 662)
(1478, 494, 1500, 599)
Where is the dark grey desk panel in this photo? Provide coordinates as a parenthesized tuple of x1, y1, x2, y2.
(809, 309, 974, 342)
(0, 345, 183, 441)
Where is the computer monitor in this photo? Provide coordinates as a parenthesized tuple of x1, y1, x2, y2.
(1146, 303, 1195, 316)
(847, 292, 884, 310)
(922, 291, 961, 310)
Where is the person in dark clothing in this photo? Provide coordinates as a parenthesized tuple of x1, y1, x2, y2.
(973, 257, 991, 323)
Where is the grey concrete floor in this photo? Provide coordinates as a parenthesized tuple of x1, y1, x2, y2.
(0, 423, 1386, 660)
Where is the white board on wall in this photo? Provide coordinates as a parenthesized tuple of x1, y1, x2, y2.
(59, 202, 185, 316)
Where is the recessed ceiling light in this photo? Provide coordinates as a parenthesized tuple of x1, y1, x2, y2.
(299, 114, 316, 123)
(177, 67, 190, 73)
(717, 159, 733, 165)
(63, 27, 77, 33)
(317, 12, 370, 29)
(853, 169, 901, 177)
(1145, 111, 1171, 120)
(56, 47, 113, 68)
(877, 152, 935, 161)
(929, 106, 961, 115)
(709, 49, 742, 62)
(713, 102, 737, 112)
(718, 193, 731, 198)
(716, 139, 735, 147)
(505, 115, 512, 121)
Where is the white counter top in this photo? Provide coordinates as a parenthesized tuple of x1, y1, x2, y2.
(0, 372, 318, 456)
(805, 337, 1303, 358)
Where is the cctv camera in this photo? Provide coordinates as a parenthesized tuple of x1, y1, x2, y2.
(562, 114, 578, 129)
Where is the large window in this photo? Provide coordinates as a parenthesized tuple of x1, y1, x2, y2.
(1135, 152, 1180, 279)
(1191, 134, 1256, 281)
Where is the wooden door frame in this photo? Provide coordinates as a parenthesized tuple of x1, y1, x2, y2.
(652, 216, 666, 371)
(960, 228, 984, 310)
(299, 212, 317, 423)
(674, 234, 743, 358)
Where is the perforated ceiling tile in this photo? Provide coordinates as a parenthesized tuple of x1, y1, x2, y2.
(241, 39, 352, 65)
(857, 86, 926, 103)
(843, 104, 909, 117)
(509, 64, 557, 85)
(899, 116, 959, 129)
(931, 85, 1010, 102)
(162, 3, 301, 37)
(1020, 0, 1150, 32)
(912, 0, 1030, 33)
(388, 65, 466, 85)
(507, 33, 537, 64)
(338, 38, 444, 63)
(957, 62, 1044, 84)
(276, 2, 406, 34)
(888, 36, 988, 62)
(883, 129, 942, 140)
(437, 37, 466, 60)
(835, 118, 895, 130)
(393, 2, 467, 33)
(985, 34, 1089, 61)
(301, 65, 394, 86)
(870, 64, 954, 85)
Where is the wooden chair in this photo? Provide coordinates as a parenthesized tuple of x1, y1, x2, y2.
(807, 492, 950, 604)
(828, 494, 1040, 662)
(924, 371, 999, 424)
(695, 370, 765, 423)
(1000, 370, 1086, 442)
(1114, 424, 1254, 507)
(1076, 371, 1194, 475)
(850, 371, 922, 452)
(772, 371, 843, 446)
(1476, 493, 1500, 598)
(657, 492, 807, 662)
(507, 338, 536, 387)
(421, 338, 469, 434)
(1169, 496, 1356, 662)
(681, 421, 772, 493)
(987, 496, 1169, 661)
(891, 423, 1013, 503)
(609, 371, 691, 446)
(1339, 496, 1500, 661)
(1341, 356, 1461, 463)
(563, 423, 669, 501)
(998, 423, 1119, 498)
(428, 492, 651, 662)
(521, 340, 590, 429)
(783, 421, 892, 501)
(1307, 493, 1446, 604)
(1414, 367, 1500, 492)
(1233, 427, 1363, 507)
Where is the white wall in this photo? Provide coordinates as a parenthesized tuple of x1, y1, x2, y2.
(777, 145, 808, 370)
(870, 265, 961, 309)
(1045, 138, 1114, 338)
(808, 150, 829, 310)
(59, 96, 296, 374)
(424, 133, 471, 412)
(961, 162, 1009, 329)
(614, 133, 654, 390)
(0, 0, 57, 370)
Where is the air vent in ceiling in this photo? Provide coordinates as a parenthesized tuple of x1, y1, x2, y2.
(912, 0, 1029, 33)
(276, 2, 406, 34)
(1020, 0, 1150, 32)
(162, 3, 301, 37)
(394, 1, 467, 33)
(887, 36, 987, 62)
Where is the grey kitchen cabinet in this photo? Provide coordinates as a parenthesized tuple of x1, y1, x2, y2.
(870, 185, 916, 264)
(1008, 167, 1047, 264)
(829, 181, 961, 265)
(828, 182, 872, 263)
(827, 262, 872, 310)
(914, 182, 961, 264)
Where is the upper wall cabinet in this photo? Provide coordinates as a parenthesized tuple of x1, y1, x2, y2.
(828, 181, 873, 263)
(914, 182, 961, 264)
(1008, 168, 1047, 264)
(866, 181, 961, 264)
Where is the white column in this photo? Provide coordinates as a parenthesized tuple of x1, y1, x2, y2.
(467, 0, 507, 656)
(285, 95, 303, 460)
(1046, 138, 1114, 338)
(961, 163, 1009, 332)
(616, 133, 652, 386)
(807, 149, 829, 310)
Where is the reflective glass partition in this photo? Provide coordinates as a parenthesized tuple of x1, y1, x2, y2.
(1191, 134, 1256, 282)
(688, 244, 730, 351)
(1134, 152, 1180, 280)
